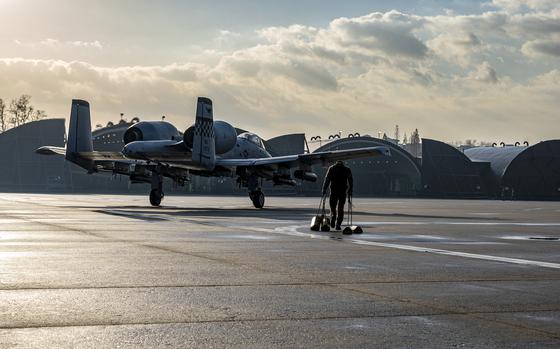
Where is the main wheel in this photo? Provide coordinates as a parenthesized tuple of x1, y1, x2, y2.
(149, 189, 163, 206)
(250, 190, 265, 209)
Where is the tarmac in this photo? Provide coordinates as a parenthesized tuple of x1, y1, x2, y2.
(0, 193, 559, 348)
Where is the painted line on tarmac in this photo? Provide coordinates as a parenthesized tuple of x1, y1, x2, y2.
(250, 225, 560, 270)
(348, 239, 560, 270)
(352, 221, 560, 227)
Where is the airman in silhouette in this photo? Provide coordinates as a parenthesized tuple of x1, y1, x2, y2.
(322, 160, 353, 230)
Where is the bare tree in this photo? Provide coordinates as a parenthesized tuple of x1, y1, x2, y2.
(32, 109, 47, 121)
(18, 95, 33, 125)
(9, 99, 18, 128)
(0, 98, 6, 132)
(2, 95, 47, 130)
(410, 128, 420, 144)
(9, 95, 35, 127)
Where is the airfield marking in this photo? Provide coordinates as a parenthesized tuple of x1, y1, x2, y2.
(56, 206, 560, 270)
(97, 209, 560, 269)
(243, 225, 560, 270)
(352, 221, 560, 227)
(347, 239, 560, 270)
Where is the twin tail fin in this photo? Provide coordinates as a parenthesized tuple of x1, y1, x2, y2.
(192, 97, 216, 171)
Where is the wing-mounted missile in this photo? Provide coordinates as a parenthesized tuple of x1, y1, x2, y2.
(184, 120, 237, 154)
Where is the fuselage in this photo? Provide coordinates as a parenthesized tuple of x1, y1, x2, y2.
(122, 132, 271, 165)
(220, 132, 271, 160)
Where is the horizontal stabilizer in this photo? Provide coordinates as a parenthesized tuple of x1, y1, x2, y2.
(77, 151, 128, 161)
(35, 146, 66, 156)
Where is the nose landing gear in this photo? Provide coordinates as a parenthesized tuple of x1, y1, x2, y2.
(246, 173, 265, 209)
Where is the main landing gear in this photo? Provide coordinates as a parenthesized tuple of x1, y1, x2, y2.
(249, 189, 265, 209)
(150, 172, 164, 207)
(149, 188, 164, 206)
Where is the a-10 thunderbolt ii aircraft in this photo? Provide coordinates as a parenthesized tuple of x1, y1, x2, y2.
(37, 97, 390, 208)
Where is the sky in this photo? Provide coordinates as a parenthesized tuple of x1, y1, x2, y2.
(0, 0, 559, 143)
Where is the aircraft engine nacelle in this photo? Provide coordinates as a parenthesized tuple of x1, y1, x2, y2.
(183, 120, 237, 154)
(123, 121, 182, 144)
(294, 170, 318, 182)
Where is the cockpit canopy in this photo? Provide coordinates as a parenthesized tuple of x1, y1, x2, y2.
(239, 132, 265, 149)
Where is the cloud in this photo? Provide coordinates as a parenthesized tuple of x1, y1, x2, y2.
(329, 11, 428, 58)
(467, 61, 499, 83)
(212, 30, 244, 51)
(490, 0, 559, 13)
(69, 40, 103, 49)
(522, 38, 560, 57)
(428, 32, 483, 66)
(508, 12, 560, 40)
(427, 12, 510, 39)
(13, 38, 103, 50)
(2, 7, 560, 142)
(0, 59, 204, 119)
(40, 38, 60, 47)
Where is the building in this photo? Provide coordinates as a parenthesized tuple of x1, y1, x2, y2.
(421, 138, 491, 198)
(0, 119, 66, 192)
(307, 136, 422, 197)
(92, 118, 137, 151)
(465, 141, 560, 200)
(1, 117, 559, 201)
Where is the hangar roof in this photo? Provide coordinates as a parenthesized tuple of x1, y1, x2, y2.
(464, 146, 525, 178)
(314, 136, 422, 175)
(465, 140, 560, 184)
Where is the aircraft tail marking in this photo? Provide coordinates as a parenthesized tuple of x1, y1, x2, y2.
(192, 97, 216, 171)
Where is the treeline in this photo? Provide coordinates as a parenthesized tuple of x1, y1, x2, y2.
(450, 139, 494, 147)
(0, 95, 48, 133)
(402, 129, 420, 145)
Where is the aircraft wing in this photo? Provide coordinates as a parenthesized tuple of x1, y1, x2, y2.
(216, 146, 390, 168)
(76, 151, 128, 161)
(35, 147, 127, 161)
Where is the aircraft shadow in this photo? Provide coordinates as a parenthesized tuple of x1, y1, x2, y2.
(93, 206, 317, 222)
(87, 205, 507, 222)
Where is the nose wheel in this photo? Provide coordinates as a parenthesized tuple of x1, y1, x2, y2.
(249, 190, 265, 209)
